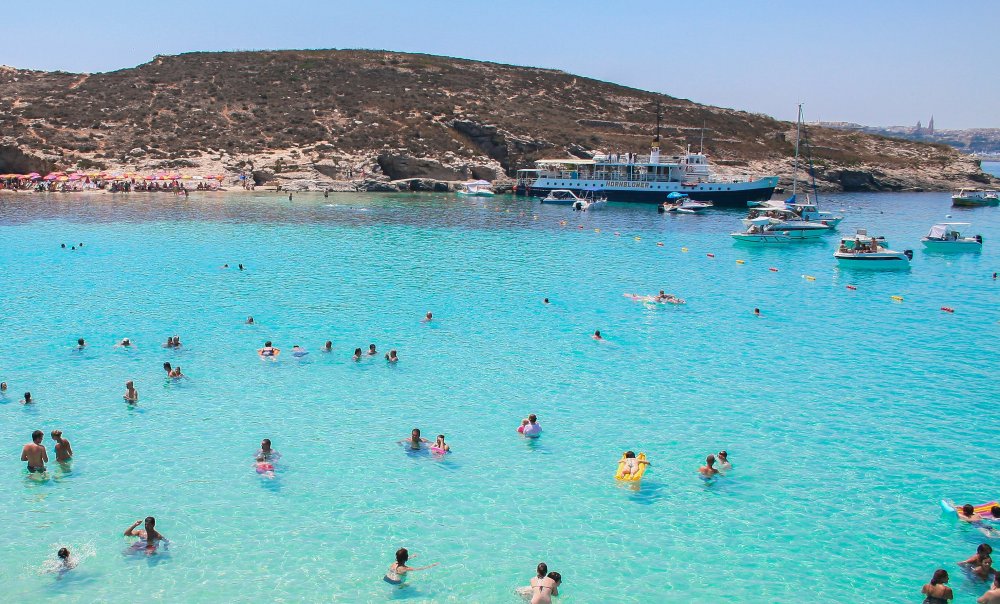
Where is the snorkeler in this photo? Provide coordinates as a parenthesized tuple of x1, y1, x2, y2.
(383, 547, 438, 585)
(699, 454, 720, 477)
(21, 430, 48, 473)
(52, 430, 72, 462)
(401, 429, 430, 450)
(385, 349, 398, 363)
(258, 341, 279, 358)
(123, 380, 138, 403)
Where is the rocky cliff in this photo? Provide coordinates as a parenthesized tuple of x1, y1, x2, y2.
(0, 51, 994, 192)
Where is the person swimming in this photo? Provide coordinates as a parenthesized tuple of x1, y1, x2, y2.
(958, 543, 993, 579)
(958, 504, 984, 523)
(619, 451, 649, 478)
(699, 454, 720, 477)
(171, 336, 181, 348)
(22, 391, 33, 404)
(163, 336, 174, 348)
(754, 308, 761, 317)
(543, 298, 550, 304)
(401, 429, 430, 450)
(432, 434, 450, 452)
(246, 316, 254, 325)
(717, 450, 732, 470)
(116, 338, 133, 348)
(385, 349, 398, 363)
(56, 547, 75, 572)
(291, 345, 308, 358)
(76, 338, 86, 349)
(123, 380, 138, 403)
(353, 348, 363, 361)
(530, 571, 561, 604)
(258, 341, 279, 358)
(383, 547, 438, 585)
(367, 344, 377, 356)
(256, 438, 280, 462)
(163, 362, 172, 375)
(168, 366, 184, 379)
(422, 311, 433, 322)
(323, 341, 332, 352)
(592, 330, 602, 340)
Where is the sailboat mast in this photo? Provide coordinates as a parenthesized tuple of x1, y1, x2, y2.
(792, 104, 802, 198)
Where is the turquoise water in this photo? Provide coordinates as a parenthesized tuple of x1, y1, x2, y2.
(1, 191, 998, 603)
(982, 160, 1000, 178)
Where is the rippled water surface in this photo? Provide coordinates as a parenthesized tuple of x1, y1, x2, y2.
(1, 190, 998, 603)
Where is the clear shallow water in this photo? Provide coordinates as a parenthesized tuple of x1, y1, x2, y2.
(0, 190, 998, 603)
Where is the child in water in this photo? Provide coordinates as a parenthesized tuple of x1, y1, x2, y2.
(433, 435, 450, 452)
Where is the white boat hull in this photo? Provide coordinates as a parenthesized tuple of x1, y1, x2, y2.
(835, 253, 911, 270)
(731, 233, 791, 244)
(921, 238, 982, 252)
(457, 190, 495, 197)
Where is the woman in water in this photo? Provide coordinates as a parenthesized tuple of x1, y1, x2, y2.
(959, 543, 994, 579)
(385, 349, 398, 363)
(383, 547, 438, 585)
(921, 569, 953, 603)
(323, 341, 332, 352)
(163, 337, 174, 348)
(432, 435, 450, 452)
(619, 451, 648, 478)
(717, 451, 732, 470)
(353, 348, 363, 361)
(530, 571, 561, 604)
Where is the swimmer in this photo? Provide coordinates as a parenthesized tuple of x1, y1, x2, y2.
(171, 335, 181, 347)
(958, 544, 993, 580)
(958, 504, 985, 523)
(323, 341, 332, 352)
(368, 343, 377, 356)
(619, 451, 649, 478)
(383, 547, 438, 585)
(239, 264, 244, 271)
(76, 338, 86, 349)
(353, 347, 363, 361)
(531, 571, 561, 604)
(123, 380, 138, 403)
(754, 308, 761, 317)
(256, 438, 280, 462)
(980, 573, 1000, 604)
(401, 428, 430, 450)
(717, 450, 732, 470)
(699, 454, 720, 477)
(61, 243, 66, 249)
(522, 414, 542, 438)
(124, 516, 166, 553)
(0, 381, 6, 394)
(163, 336, 174, 348)
(432, 434, 450, 452)
(21, 391, 33, 404)
(56, 547, 75, 572)
(543, 298, 549, 304)
(21, 430, 48, 473)
(258, 341, 279, 358)
(246, 316, 255, 325)
(116, 338, 133, 348)
(291, 345, 308, 358)
(592, 330, 602, 340)
(517, 419, 529, 433)
(385, 349, 398, 363)
(168, 366, 183, 378)
(51, 430, 72, 462)
(422, 311, 433, 322)
(163, 362, 172, 375)
(221, 263, 229, 269)
(921, 569, 952, 604)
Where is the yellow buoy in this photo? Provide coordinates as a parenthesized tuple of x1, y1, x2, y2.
(802, 275, 816, 281)
(891, 295, 904, 302)
(681, 247, 688, 252)
(736, 260, 745, 265)
(634, 236, 641, 241)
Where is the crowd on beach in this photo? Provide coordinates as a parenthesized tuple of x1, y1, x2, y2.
(0, 173, 224, 193)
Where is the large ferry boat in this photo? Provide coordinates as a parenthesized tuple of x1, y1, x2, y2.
(514, 143, 778, 208)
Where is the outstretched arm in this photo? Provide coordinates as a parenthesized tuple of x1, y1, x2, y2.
(124, 520, 143, 536)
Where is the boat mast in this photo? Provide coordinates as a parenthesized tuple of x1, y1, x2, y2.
(792, 103, 802, 198)
(699, 122, 705, 154)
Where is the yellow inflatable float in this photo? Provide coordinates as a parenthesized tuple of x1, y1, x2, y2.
(615, 452, 649, 481)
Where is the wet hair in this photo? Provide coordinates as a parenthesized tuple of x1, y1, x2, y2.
(57, 547, 69, 559)
(547, 571, 562, 584)
(528, 414, 537, 423)
(264, 341, 272, 347)
(437, 434, 445, 440)
(718, 450, 728, 460)
(594, 330, 601, 337)
(395, 548, 409, 565)
(354, 348, 362, 356)
(624, 451, 636, 458)
(536, 562, 548, 578)
(543, 298, 549, 303)
(930, 568, 948, 585)
(994, 572, 1000, 587)
(262, 439, 271, 448)
(77, 338, 85, 346)
(163, 362, 172, 371)
(963, 504, 975, 516)
(992, 506, 1000, 518)
(145, 516, 156, 529)
(978, 543, 993, 557)
(325, 341, 332, 348)
(24, 392, 32, 401)
(51, 430, 62, 439)
(706, 454, 716, 465)
(32, 429, 43, 442)
(369, 344, 376, 350)
(412, 428, 420, 436)
(61, 243, 66, 248)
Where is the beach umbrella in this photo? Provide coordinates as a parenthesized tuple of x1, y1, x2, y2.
(43, 173, 59, 181)
(27, 172, 41, 179)
(68, 175, 81, 181)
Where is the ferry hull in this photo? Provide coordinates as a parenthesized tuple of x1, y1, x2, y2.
(518, 182, 777, 208)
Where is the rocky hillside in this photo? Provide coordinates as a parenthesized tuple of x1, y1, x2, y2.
(0, 50, 994, 191)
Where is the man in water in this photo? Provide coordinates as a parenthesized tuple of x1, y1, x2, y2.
(592, 330, 602, 340)
(246, 316, 254, 325)
(52, 430, 73, 462)
(21, 430, 48, 474)
(291, 345, 308, 357)
(116, 338, 133, 348)
(21, 391, 33, 404)
(699, 454, 720, 477)
(367, 343, 377, 356)
(258, 341, 279, 357)
(543, 298, 550, 304)
(123, 380, 138, 403)
(124, 516, 166, 552)
(76, 338, 86, 349)
(401, 429, 430, 450)
(256, 439, 280, 462)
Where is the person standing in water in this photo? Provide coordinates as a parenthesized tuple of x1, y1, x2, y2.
(979, 572, 1000, 604)
(52, 430, 72, 462)
(123, 380, 138, 403)
(383, 547, 438, 585)
(124, 516, 166, 552)
(21, 391, 33, 404)
(717, 451, 732, 470)
(531, 571, 561, 604)
(699, 454, 720, 477)
(367, 344, 377, 356)
(323, 341, 332, 352)
(353, 348, 363, 361)
(76, 338, 86, 350)
(422, 312, 433, 322)
(920, 569, 952, 604)
(21, 430, 48, 474)
(385, 350, 398, 363)
(401, 429, 430, 450)
(256, 439, 280, 462)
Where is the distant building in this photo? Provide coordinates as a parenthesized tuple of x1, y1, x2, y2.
(928, 115, 935, 135)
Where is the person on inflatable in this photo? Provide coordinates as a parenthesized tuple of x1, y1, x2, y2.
(619, 451, 649, 478)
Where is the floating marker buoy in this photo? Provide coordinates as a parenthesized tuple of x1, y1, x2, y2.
(941, 306, 954, 313)
(681, 247, 689, 252)
(578, 225, 583, 229)
(656, 242, 664, 247)
(707, 253, 715, 258)
(615, 232, 621, 236)
(736, 260, 746, 265)
(802, 275, 815, 280)
(634, 236, 641, 241)
(846, 285, 857, 290)
(769, 267, 778, 272)
(594, 228, 600, 233)
(891, 295, 904, 302)
(533, 216, 538, 220)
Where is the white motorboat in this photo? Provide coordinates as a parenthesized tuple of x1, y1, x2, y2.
(921, 223, 982, 252)
(540, 189, 582, 205)
(658, 192, 712, 214)
(572, 195, 608, 211)
(835, 230, 912, 269)
(730, 217, 791, 244)
(786, 197, 843, 227)
(742, 206, 833, 239)
(456, 180, 495, 196)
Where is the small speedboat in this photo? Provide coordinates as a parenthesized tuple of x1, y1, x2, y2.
(834, 230, 912, 270)
(921, 223, 982, 252)
(743, 206, 834, 239)
(572, 192, 608, 212)
(456, 180, 495, 196)
(731, 217, 791, 244)
(952, 189, 999, 207)
(541, 189, 582, 205)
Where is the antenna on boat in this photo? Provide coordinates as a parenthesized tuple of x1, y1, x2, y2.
(792, 103, 802, 199)
(699, 122, 705, 154)
(650, 100, 662, 163)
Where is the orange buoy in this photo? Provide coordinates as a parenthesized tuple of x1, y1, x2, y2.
(656, 242, 664, 247)
(769, 267, 778, 272)
(941, 306, 954, 313)
(846, 285, 857, 290)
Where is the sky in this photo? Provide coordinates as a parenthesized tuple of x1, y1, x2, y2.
(1, 0, 997, 129)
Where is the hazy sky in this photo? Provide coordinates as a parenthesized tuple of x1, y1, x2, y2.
(2, 0, 996, 129)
